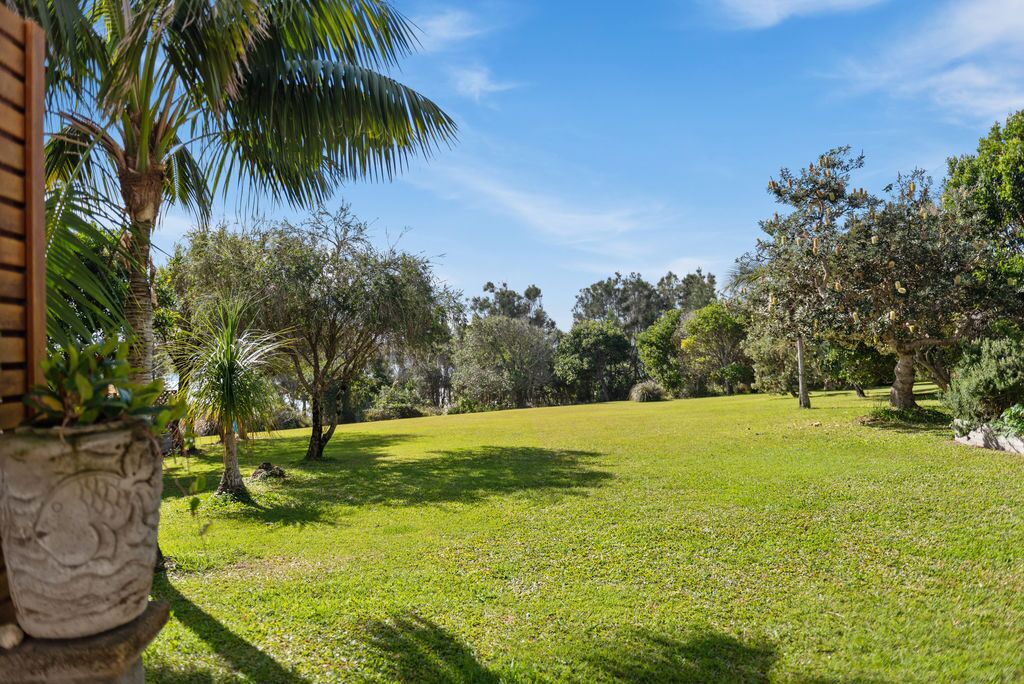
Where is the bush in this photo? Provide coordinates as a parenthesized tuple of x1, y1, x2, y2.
(945, 338, 1024, 432)
(993, 404, 1024, 438)
(270, 405, 310, 430)
(446, 397, 486, 415)
(364, 385, 425, 422)
(630, 381, 667, 402)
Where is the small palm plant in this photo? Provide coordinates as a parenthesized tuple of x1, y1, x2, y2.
(184, 301, 284, 500)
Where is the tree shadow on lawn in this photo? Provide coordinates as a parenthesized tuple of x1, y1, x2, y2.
(280, 444, 611, 508)
(164, 431, 610, 524)
(362, 615, 788, 683)
(150, 573, 310, 683)
(585, 629, 779, 683)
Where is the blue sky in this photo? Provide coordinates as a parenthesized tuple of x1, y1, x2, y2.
(155, 0, 1024, 329)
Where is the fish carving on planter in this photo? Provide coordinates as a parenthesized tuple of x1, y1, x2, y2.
(34, 472, 135, 567)
(0, 420, 163, 638)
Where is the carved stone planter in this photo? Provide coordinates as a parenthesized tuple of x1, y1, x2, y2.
(0, 419, 162, 639)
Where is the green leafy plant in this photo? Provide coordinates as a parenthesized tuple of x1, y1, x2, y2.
(993, 404, 1024, 438)
(25, 339, 182, 429)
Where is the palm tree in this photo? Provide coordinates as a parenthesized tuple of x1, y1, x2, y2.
(184, 301, 283, 500)
(19, 0, 456, 380)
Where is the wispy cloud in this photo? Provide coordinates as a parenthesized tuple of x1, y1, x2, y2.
(415, 163, 673, 260)
(414, 8, 490, 52)
(714, 0, 885, 28)
(449, 66, 521, 102)
(841, 0, 1024, 120)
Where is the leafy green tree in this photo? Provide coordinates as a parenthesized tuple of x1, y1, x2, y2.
(657, 269, 718, 313)
(452, 316, 553, 409)
(177, 207, 451, 460)
(679, 302, 751, 395)
(819, 342, 893, 397)
(470, 282, 556, 332)
(555, 320, 631, 402)
(745, 147, 874, 408)
(637, 309, 685, 394)
(829, 173, 1015, 408)
(24, 0, 456, 381)
(946, 110, 1024, 240)
(183, 301, 283, 499)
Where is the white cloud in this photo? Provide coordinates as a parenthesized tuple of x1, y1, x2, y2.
(841, 0, 1024, 120)
(715, 0, 885, 28)
(449, 66, 520, 102)
(415, 163, 672, 259)
(414, 9, 489, 52)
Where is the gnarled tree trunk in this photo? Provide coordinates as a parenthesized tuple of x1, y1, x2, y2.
(216, 430, 249, 500)
(890, 350, 917, 409)
(796, 336, 811, 409)
(305, 394, 326, 460)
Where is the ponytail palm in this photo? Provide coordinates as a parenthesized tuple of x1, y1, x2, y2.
(18, 0, 456, 379)
(185, 301, 284, 500)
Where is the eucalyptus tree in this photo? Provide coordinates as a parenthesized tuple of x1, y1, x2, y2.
(184, 301, 283, 499)
(20, 0, 456, 380)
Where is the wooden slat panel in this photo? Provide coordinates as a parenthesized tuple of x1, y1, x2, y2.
(0, 134, 24, 173)
(0, 166, 24, 203)
(0, 302, 25, 330)
(0, 235, 24, 267)
(0, 68, 24, 110)
(0, 34, 24, 77)
(0, 368, 26, 396)
(0, 5, 26, 47)
(0, 335, 26, 363)
(0, 400, 25, 429)
(0, 101, 24, 141)
(0, 199, 24, 235)
(24, 20, 43, 389)
(0, 267, 24, 298)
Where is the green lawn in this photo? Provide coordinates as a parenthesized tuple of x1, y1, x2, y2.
(144, 388, 1024, 682)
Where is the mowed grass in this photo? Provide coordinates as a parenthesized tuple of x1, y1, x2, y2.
(145, 388, 1024, 682)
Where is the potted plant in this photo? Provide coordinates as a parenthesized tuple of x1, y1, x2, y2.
(0, 340, 182, 639)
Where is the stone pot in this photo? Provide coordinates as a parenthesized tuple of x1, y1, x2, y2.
(0, 419, 162, 639)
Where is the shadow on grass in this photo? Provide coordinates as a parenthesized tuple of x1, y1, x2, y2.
(586, 629, 778, 683)
(151, 574, 310, 683)
(363, 613, 499, 683)
(163, 432, 610, 524)
(361, 615, 781, 683)
(857, 405, 952, 435)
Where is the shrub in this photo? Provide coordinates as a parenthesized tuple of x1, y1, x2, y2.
(364, 385, 425, 422)
(271, 405, 310, 430)
(944, 338, 1024, 432)
(993, 404, 1024, 438)
(446, 397, 486, 415)
(630, 381, 667, 402)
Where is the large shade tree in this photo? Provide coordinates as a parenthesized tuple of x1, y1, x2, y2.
(21, 0, 455, 380)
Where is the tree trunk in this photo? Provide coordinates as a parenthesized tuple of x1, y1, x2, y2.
(915, 349, 951, 392)
(305, 394, 324, 460)
(216, 430, 249, 500)
(890, 351, 918, 409)
(120, 171, 163, 383)
(854, 384, 867, 399)
(796, 337, 811, 409)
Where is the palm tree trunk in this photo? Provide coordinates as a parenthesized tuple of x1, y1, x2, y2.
(216, 430, 249, 499)
(890, 350, 918, 409)
(120, 171, 163, 383)
(796, 336, 811, 409)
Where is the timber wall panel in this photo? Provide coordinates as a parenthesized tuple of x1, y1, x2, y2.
(0, 4, 46, 626)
